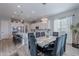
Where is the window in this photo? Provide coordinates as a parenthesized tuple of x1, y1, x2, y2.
(54, 19, 61, 32)
(54, 16, 72, 43)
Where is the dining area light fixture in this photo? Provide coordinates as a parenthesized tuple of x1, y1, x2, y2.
(41, 17, 48, 23)
(17, 5, 21, 8)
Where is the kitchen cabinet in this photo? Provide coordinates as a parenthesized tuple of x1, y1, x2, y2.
(0, 20, 10, 39)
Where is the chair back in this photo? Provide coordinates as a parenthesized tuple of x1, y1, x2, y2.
(46, 34, 67, 56)
(64, 34, 67, 52)
(53, 36, 63, 56)
(60, 34, 67, 56)
(28, 33, 37, 56)
(60, 35, 65, 56)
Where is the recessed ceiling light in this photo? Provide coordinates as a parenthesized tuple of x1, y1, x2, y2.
(17, 5, 21, 8)
(32, 11, 35, 14)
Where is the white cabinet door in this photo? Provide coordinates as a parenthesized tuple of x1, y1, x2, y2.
(0, 20, 9, 39)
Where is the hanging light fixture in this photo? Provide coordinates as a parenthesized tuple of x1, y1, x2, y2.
(41, 17, 48, 23)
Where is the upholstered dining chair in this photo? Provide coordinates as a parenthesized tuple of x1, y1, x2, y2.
(60, 34, 67, 56)
(28, 33, 37, 56)
(64, 34, 67, 52)
(43, 36, 63, 56)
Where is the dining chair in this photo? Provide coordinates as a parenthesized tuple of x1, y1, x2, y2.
(54, 36, 63, 56)
(64, 34, 67, 52)
(13, 34, 22, 45)
(60, 34, 67, 56)
(28, 33, 37, 56)
(60, 35, 65, 56)
(43, 36, 63, 56)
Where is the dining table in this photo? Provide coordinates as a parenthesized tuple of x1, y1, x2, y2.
(36, 36, 56, 48)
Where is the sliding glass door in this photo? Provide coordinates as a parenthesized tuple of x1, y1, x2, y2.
(54, 16, 72, 44)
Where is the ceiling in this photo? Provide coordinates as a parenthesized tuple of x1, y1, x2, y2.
(0, 3, 79, 21)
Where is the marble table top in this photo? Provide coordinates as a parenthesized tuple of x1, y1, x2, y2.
(36, 36, 56, 47)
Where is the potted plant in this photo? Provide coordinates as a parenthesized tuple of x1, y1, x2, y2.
(70, 23, 79, 48)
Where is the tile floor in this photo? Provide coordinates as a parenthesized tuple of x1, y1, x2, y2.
(63, 44, 79, 56)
